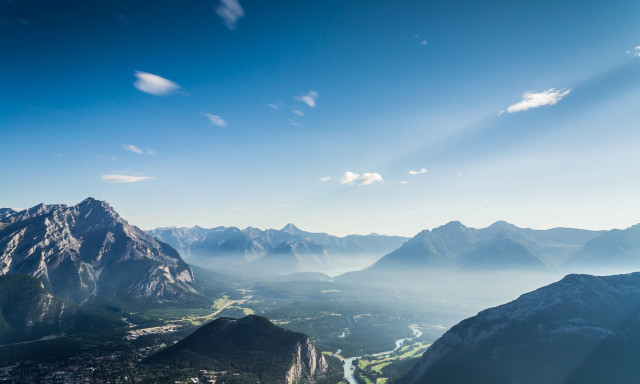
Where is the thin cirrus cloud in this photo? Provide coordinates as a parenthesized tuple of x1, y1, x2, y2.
(216, 0, 245, 30)
(122, 144, 154, 155)
(319, 176, 331, 182)
(101, 174, 155, 184)
(499, 88, 572, 115)
(286, 118, 304, 128)
(297, 91, 319, 107)
(408, 168, 428, 175)
(201, 113, 227, 127)
(291, 108, 304, 116)
(340, 171, 384, 186)
(133, 71, 180, 96)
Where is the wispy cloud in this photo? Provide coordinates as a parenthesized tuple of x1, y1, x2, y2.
(408, 168, 428, 175)
(297, 91, 319, 107)
(201, 113, 227, 127)
(291, 108, 304, 116)
(53, 153, 67, 159)
(216, 0, 245, 30)
(340, 171, 384, 186)
(627, 45, 640, 58)
(267, 103, 282, 110)
(133, 71, 180, 96)
(286, 118, 304, 128)
(101, 174, 155, 183)
(412, 33, 428, 45)
(319, 176, 331, 182)
(500, 88, 571, 115)
(122, 144, 154, 155)
(399, 181, 408, 185)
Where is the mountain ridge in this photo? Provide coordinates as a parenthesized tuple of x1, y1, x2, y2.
(0, 198, 199, 307)
(404, 271, 640, 384)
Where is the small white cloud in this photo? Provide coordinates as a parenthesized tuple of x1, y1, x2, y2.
(505, 88, 571, 114)
(627, 45, 640, 57)
(201, 113, 227, 127)
(216, 0, 245, 30)
(53, 153, 67, 159)
(122, 144, 154, 155)
(408, 168, 428, 175)
(340, 171, 384, 186)
(357, 173, 384, 185)
(399, 180, 408, 185)
(133, 71, 180, 96)
(297, 91, 319, 108)
(319, 176, 331, 182)
(412, 33, 428, 46)
(267, 103, 281, 110)
(497, 110, 505, 116)
(340, 171, 360, 184)
(101, 174, 155, 183)
(291, 108, 305, 116)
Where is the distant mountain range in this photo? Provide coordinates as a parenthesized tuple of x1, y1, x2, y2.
(148, 223, 408, 273)
(0, 274, 124, 344)
(0, 198, 199, 307)
(146, 315, 337, 384)
(340, 220, 640, 276)
(404, 272, 640, 384)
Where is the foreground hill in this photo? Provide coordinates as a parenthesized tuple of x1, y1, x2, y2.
(0, 274, 124, 344)
(0, 198, 199, 306)
(404, 272, 640, 384)
(146, 315, 336, 384)
(149, 223, 408, 273)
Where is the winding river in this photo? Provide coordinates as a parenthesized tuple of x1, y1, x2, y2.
(341, 325, 423, 384)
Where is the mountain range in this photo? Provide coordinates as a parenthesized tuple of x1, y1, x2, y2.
(343, 220, 640, 276)
(146, 315, 337, 384)
(0, 198, 199, 307)
(149, 223, 408, 273)
(404, 271, 640, 384)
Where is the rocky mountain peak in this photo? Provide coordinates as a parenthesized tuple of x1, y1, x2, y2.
(281, 223, 303, 234)
(0, 198, 199, 306)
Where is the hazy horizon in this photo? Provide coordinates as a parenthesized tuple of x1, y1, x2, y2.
(3, 196, 639, 237)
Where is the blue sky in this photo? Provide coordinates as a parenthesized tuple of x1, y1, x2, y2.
(1, 0, 640, 236)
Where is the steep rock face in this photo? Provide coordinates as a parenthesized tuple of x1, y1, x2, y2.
(0, 274, 123, 344)
(147, 315, 329, 384)
(405, 272, 640, 384)
(285, 338, 329, 384)
(0, 198, 198, 305)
